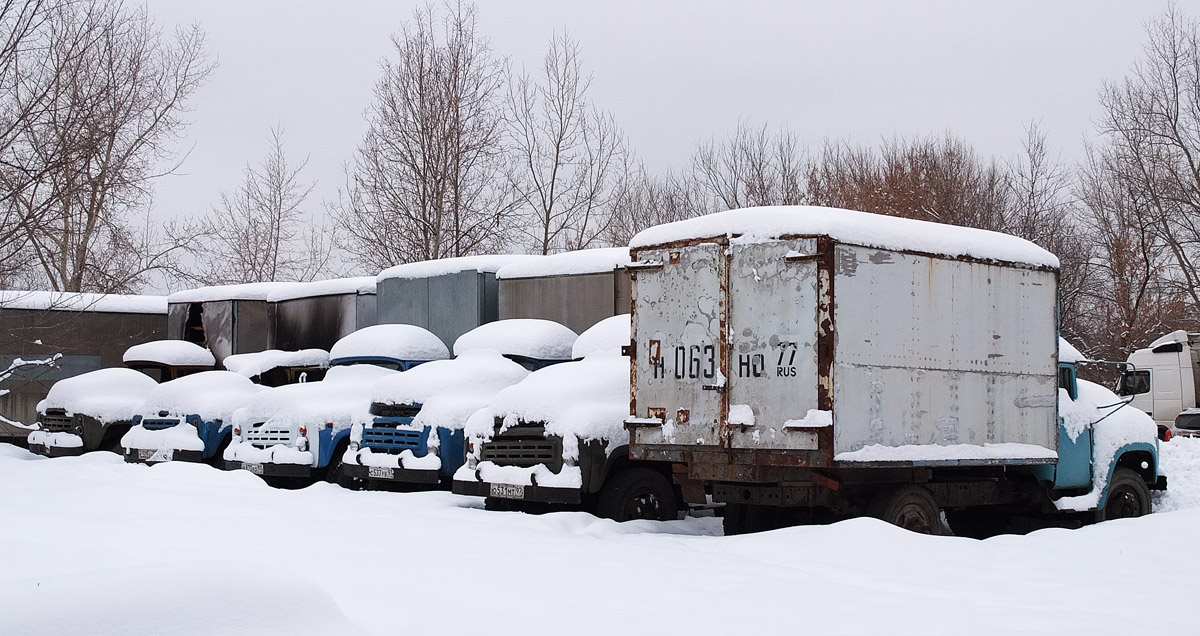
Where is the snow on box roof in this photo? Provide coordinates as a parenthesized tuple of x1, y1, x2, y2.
(0, 290, 166, 314)
(41, 368, 158, 423)
(495, 247, 631, 279)
(123, 340, 216, 367)
(222, 349, 329, 378)
(168, 281, 304, 304)
(265, 276, 376, 302)
(376, 254, 542, 282)
(453, 319, 577, 360)
(136, 371, 263, 422)
(629, 206, 1060, 269)
(572, 314, 630, 359)
(329, 324, 449, 362)
(1059, 338, 1085, 364)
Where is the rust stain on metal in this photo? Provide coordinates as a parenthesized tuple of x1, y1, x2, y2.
(648, 407, 666, 421)
(676, 409, 690, 427)
(648, 339, 661, 365)
(718, 245, 731, 450)
(669, 251, 681, 264)
(816, 236, 836, 415)
(810, 470, 840, 491)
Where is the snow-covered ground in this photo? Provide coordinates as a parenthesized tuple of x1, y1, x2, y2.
(2, 438, 1198, 636)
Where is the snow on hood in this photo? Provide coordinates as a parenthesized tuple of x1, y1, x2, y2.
(629, 206, 1060, 269)
(495, 247, 631, 279)
(572, 314, 630, 359)
(0, 290, 166, 314)
(1059, 337, 1085, 364)
(136, 371, 265, 422)
(222, 349, 330, 378)
(40, 368, 158, 423)
(265, 276, 376, 302)
(167, 281, 304, 303)
(376, 254, 541, 282)
(1055, 378, 1160, 511)
(369, 350, 531, 430)
(123, 340, 216, 367)
(467, 354, 629, 448)
(328, 324, 449, 363)
(452, 319, 577, 360)
(235, 364, 397, 431)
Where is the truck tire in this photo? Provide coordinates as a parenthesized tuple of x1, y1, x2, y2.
(1097, 467, 1151, 521)
(868, 485, 943, 535)
(944, 507, 1008, 539)
(596, 467, 679, 522)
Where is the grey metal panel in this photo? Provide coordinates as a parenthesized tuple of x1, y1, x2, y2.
(498, 271, 620, 334)
(356, 293, 377, 330)
(233, 300, 270, 355)
(272, 295, 354, 352)
(200, 300, 234, 363)
(377, 276, 427, 327)
(830, 244, 1058, 455)
(614, 268, 632, 315)
(630, 244, 724, 446)
(378, 271, 493, 347)
(727, 239, 821, 450)
(167, 303, 189, 340)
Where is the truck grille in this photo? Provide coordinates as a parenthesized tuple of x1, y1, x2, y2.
(480, 423, 563, 472)
(370, 402, 421, 418)
(363, 426, 427, 454)
(40, 410, 75, 433)
(244, 425, 293, 449)
(142, 418, 181, 431)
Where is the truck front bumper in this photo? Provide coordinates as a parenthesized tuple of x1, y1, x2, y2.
(224, 460, 314, 478)
(27, 443, 84, 458)
(343, 462, 440, 485)
(124, 447, 204, 464)
(452, 477, 580, 505)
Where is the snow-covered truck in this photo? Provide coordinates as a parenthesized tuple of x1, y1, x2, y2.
(453, 315, 683, 522)
(28, 340, 216, 457)
(121, 371, 265, 465)
(223, 325, 449, 482)
(1118, 330, 1200, 439)
(622, 206, 1165, 535)
(343, 319, 575, 488)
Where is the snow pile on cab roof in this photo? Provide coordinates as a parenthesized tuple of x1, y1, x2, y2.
(168, 281, 305, 303)
(137, 371, 264, 422)
(370, 350, 530, 430)
(1056, 378, 1159, 511)
(223, 349, 329, 377)
(495, 247, 630, 279)
(266, 276, 376, 302)
(40, 368, 157, 422)
(377, 254, 541, 281)
(572, 314, 630, 359)
(452, 319, 577, 359)
(0, 290, 166, 314)
(1059, 338, 1085, 364)
(470, 354, 629, 447)
(629, 206, 1060, 268)
(123, 340, 216, 367)
(329, 324, 449, 362)
(236, 364, 395, 431)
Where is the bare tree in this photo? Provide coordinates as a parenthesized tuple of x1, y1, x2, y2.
(604, 162, 712, 245)
(333, 1, 514, 271)
(691, 121, 806, 210)
(0, 0, 213, 292)
(182, 128, 334, 285)
(506, 31, 627, 254)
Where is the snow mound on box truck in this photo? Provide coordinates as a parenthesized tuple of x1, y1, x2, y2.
(38, 368, 157, 423)
(571, 314, 630, 359)
(369, 350, 530, 429)
(236, 364, 396, 432)
(123, 340, 215, 367)
(136, 371, 264, 423)
(451, 318, 577, 360)
(222, 349, 329, 378)
(328, 324, 449, 362)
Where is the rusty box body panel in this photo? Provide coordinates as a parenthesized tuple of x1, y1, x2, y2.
(626, 235, 1058, 479)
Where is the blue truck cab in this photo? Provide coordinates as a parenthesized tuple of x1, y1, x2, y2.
(222, 325, 450, 482)
(344, 319, 577, 488)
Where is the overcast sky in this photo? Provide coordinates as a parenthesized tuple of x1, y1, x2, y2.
(144, 1, 1188, 230)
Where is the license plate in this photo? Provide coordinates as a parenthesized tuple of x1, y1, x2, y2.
(489, 483, 526, 500)
(243, 462, 264, 475)
(368, 466, 394, 479)
(137, 448, 155, 460)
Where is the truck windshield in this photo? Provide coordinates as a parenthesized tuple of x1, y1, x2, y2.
(1118, 370, 1151, 396)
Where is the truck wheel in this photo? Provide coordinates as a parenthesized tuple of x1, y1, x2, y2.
(944, 507, 1007, 539)
(1098, 467, 1151, 521)
(597, 467, 679, 522)
(868, 485, 943, 535)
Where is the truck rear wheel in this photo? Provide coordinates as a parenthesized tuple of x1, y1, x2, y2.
(1097, 467, 1151, 521)
(868, 485, 943, 535)
(596, 467, 679, 522)
(944, 507, 1008, 539)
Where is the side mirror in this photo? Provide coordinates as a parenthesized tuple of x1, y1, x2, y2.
(1119, 370, 1150, 396)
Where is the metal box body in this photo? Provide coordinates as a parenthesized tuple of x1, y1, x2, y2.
(498, 270, 631, 335)
(271, 292, 377, 352)
(376, 271, 496, 348)
(628, 235, 1058, 471)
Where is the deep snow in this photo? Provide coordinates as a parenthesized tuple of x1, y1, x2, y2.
(1, 439, 1197, 635)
